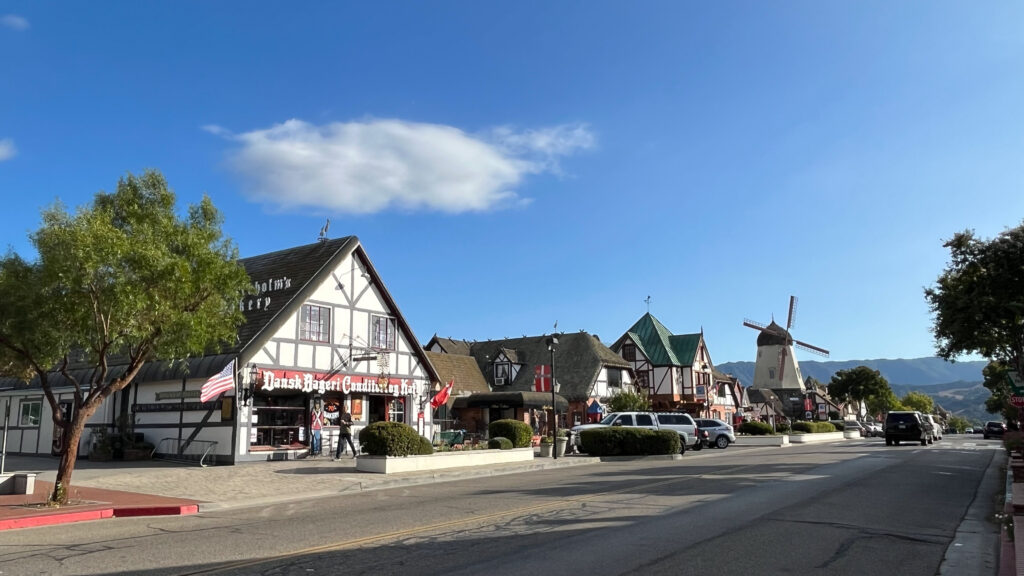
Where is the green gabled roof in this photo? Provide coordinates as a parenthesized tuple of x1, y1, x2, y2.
(625, 313, 680, 365)
(668, 333, 701, 367)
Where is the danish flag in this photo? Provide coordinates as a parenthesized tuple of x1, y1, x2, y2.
(534, 365, 552, 392)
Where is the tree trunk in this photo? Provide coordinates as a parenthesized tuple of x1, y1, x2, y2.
(50, 405, 98, 505)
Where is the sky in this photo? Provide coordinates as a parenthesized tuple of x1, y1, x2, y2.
(1, 3, 1022, 365)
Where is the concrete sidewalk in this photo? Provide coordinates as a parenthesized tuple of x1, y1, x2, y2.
(0, 452, 600, 530)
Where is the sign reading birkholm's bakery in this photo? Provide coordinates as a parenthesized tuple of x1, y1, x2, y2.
(257, 368, 418, 396)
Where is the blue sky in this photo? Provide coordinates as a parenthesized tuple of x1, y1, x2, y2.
(2, 3, 1022, 365)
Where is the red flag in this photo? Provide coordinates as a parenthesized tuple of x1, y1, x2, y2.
(430, 379, 454, 409)
(534, 365, 551, 392)
(200, 359, 235, 403)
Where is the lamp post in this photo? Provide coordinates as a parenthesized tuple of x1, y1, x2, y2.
(547, 336, 559, 460)
(244, 364, 259, 406)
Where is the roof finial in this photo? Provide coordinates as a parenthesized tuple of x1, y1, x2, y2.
(644, 295, 652, 313)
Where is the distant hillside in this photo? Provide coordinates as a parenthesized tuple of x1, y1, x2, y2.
(715, 357, 993, 424)
(715, 357, 987, 388)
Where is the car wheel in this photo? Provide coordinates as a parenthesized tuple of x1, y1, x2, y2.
(984, 434, 990, 440)
(894, 439, 900, 446)
(922, 437, 929, 446)
(885, 438, 892, 446)
(680, 437, 686, 455)
(715, 436, 730, 449)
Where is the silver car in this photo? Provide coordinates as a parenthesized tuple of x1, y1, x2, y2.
(694, 418, 736, 449)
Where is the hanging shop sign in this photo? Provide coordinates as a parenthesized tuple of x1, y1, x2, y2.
(257, 368, 418, 396)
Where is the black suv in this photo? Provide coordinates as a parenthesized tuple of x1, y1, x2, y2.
(983, 421, 1007, 440)
(885, 411, 929, 446)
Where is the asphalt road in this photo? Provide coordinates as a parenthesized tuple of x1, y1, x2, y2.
(0, 436, 1005, 576)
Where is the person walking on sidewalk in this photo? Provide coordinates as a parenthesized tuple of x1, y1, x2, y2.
(310, 403, 326, 457)
(335, 408, 356, 459)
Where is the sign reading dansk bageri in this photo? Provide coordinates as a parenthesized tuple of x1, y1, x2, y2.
(258, 368, 418, 396)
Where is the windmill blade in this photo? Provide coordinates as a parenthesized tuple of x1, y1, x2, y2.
(743, 319, 769, 331)
(794, 339, 830, 357)
(787, 296, 798, 331)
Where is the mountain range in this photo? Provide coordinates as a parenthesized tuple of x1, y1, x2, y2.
(715, 356, 993, 424)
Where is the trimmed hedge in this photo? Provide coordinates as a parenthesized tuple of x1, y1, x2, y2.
(488, 419, 533, 448)
(792, 421, 836, 433)
(358, 421, 434, 456)
(487, 437, 514, 450)
(579, 428, 681, 456)
(738, 421, 774, 436)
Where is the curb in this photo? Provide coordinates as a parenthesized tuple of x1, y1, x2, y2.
(0, 503, 199, 531)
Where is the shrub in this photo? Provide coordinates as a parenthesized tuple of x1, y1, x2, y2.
(793, 421, 836, 433)
(488, 419, 533, 448)
(738, 421, 774, 436)
(487, 437, 513, 450)
(358, 422, 431, 457)
(416, 436, 435, 455)
(776, 420, 791, 433)
(578, 428, 680, 456)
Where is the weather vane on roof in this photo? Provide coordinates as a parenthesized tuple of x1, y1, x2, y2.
(318, 218, 330, 243)
(645, 295, 651, 312)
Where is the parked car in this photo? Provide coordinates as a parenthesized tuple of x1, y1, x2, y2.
(572, 411, 700, 452)
(885, 411, 929, 446)
(921, 414, 943, 442)
(694, 418, 736, 449)
(984, 421, 1007, 440)
(863, 422, 884, 437)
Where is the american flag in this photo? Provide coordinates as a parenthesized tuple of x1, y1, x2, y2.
(200, 360, 236, 403)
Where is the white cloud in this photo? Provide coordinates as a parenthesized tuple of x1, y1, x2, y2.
(1, 15, 29, 31)
(0, 139, 16, 161)
(214, 118, 595, 214)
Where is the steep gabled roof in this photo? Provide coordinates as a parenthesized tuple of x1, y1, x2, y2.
(424, 351, 490, 404)
(668, 333, 702, 367)
(424, 336, 472, 356)
(616, 313, 704, 368)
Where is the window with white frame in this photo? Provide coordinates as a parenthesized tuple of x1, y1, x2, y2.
(372, 315, 397, 350)
(494, 362, 510, 385)
(20, 399, 41, 427)
(388, 398, 405, 423)
(299, 304, 331, 343)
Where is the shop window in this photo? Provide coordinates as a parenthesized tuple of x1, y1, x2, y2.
(372, 315, 397, 350)
(607, 368, 621, 388)
(20, 400, 41, 427)
(300, 304, 331, 343)
(388, 398, 405, 423)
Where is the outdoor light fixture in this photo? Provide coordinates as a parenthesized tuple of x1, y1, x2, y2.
(546, 336, 559, 460)
(244, 363, 259, 406)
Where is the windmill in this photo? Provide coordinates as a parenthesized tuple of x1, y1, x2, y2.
(743, 295, 829, 392)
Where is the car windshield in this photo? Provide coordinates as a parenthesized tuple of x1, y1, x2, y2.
(599, 414, 620, 425)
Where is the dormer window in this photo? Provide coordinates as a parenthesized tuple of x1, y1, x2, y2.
(622, 343, 636, 361)
(494, 362, 510, 386)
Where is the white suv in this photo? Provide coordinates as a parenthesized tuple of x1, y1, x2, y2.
(572, 411, 699, 452)
(922, 414, 943, 442)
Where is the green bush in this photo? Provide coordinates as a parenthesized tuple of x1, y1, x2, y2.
(792, 421, 836, 433)
(579, 428, 680, 456)
(488, 419, 533, 448)
(416, 436, 435, 455)
(358, 421, 432, 456)
(487, 437, 513, 450)
(738, 421, 774, 436)
(776, 420, 791, 433)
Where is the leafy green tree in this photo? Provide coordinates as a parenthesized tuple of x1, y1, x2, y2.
(606, 389, 651, 412)
(901, 391, 935, 414)
(827, 366, 894, 417)
(982, 360, 1018, 422)
(0, 170, 249, 504)
(925, 222, 1024, 417)
(866, 387, 903, 417)
(947, 415, 971, 433)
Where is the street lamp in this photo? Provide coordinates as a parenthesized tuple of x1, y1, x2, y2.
(547, 336, 559, 460)
(243, 364, 260, 406)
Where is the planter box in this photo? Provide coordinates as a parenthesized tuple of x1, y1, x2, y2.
(539, 444, 553, 457)
(789, 431, 846, 444)
(843, 430, 861, 440)
(357, 447, 534, 474)
(736, 435, 790, 447)
(0, 472, 36, 495)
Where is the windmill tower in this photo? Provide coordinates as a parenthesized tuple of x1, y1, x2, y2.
(743, 296, 829, 392)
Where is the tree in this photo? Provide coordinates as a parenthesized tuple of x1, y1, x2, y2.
(900, 391, 934, 414)
(947, 415, 971, 433)
(606, 390, 650, 412)
(866, 388, 904, 417)
(827, 366, 894, 417)
(981, 360, 1018, 423)
(925, 222, 1024, 393)
(0, 170, 249, 504)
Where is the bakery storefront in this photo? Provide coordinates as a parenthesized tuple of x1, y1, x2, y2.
(246, 369, 422, 454)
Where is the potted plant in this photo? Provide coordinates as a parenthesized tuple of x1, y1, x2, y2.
(555, 429, 569, 458)
(539, 436, 554, 457)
